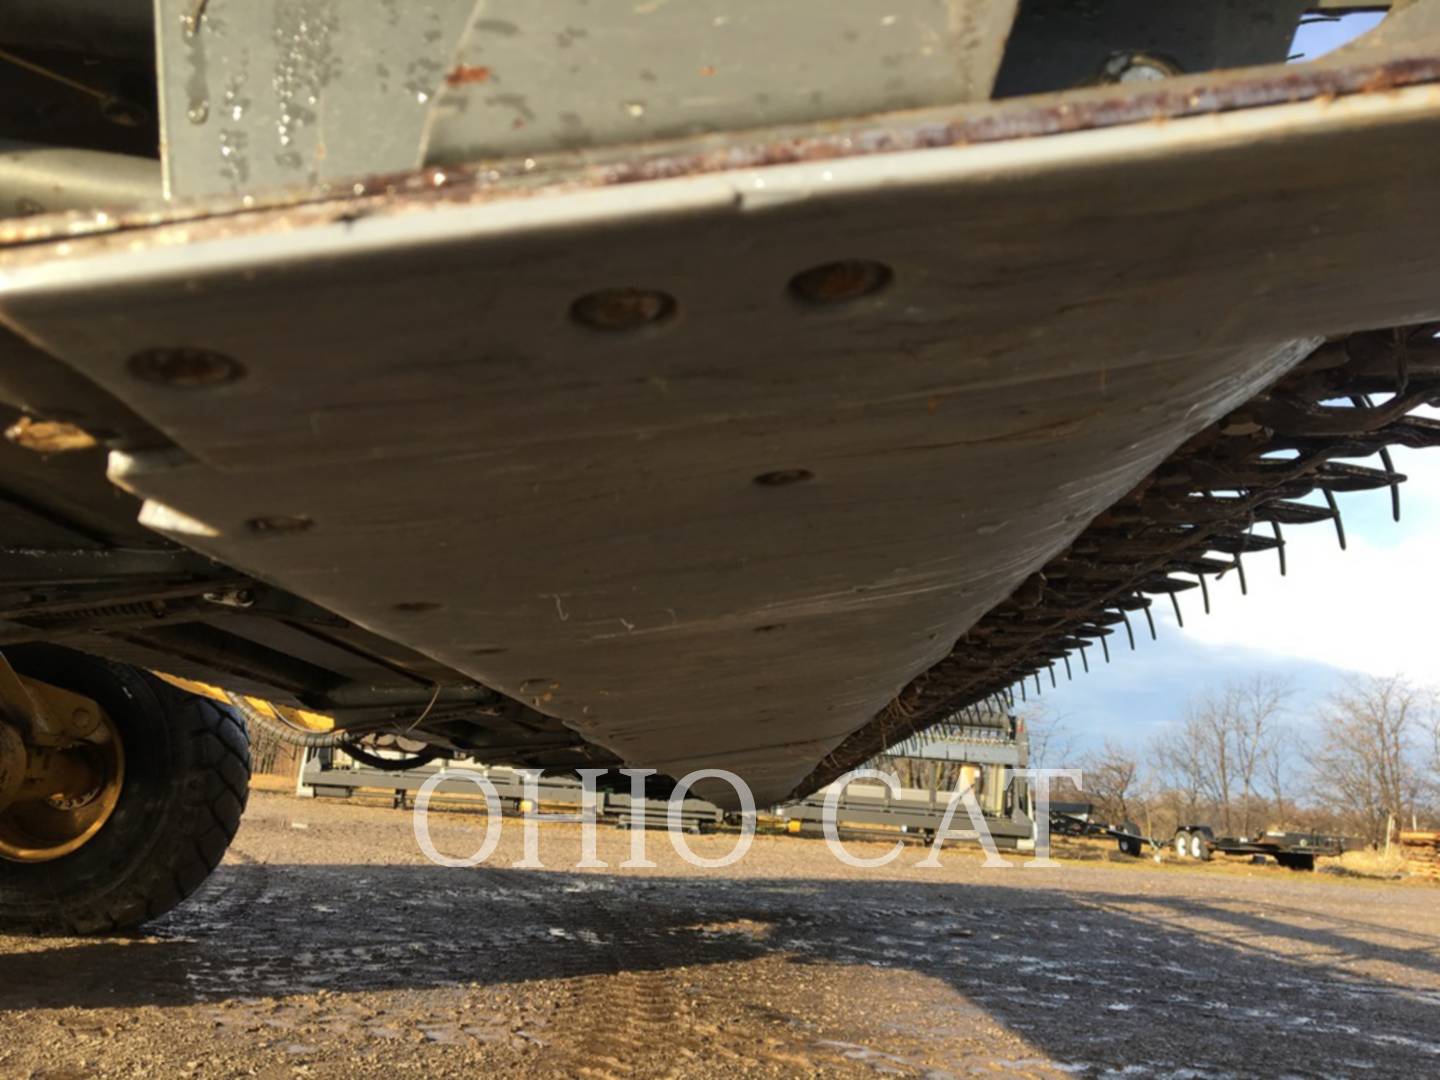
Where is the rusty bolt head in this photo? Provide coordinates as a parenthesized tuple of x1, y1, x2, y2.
(1099, 52, 1182, 85)
(789, 259, 893, 306)
(100, 95, 147, 127)
(68, 707, 100, 739)
(753, 468, 814, 488)
(570, 288, 676, 332)
(128, 347, 245, 387)
(245, 514, 314, 536)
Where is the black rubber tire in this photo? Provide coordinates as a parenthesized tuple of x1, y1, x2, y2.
(0, 645, 249, 935)
(1118, 821, 1142, 857)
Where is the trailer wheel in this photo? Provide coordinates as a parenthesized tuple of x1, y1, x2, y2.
(1189, 832, 1211, 861)
(1116, 821, 1142, 858)
(0, 645, 250, 935)
(1174, 831, 1190, 858)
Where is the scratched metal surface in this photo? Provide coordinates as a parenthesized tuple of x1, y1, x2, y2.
(424, 0, 1017, 165)
(6, 31, 1440, 251)
(154, 0, 476, 197)
(155, 0, 1018, 200)
(5, 80, 1440, 803)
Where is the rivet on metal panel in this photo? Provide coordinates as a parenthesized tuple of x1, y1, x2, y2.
(127, 347, 245, 387)
(788, 260, 893, 306)
(570, 288, 676, 332)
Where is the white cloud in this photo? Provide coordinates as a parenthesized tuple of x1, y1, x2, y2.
(1162, 445, 1440, 689)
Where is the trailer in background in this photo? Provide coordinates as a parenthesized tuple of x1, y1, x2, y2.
(298, 713, 1042, 853)
(1169, 826, 1347, 871)
(1049, 808, 1149, 858)
(1053, 805, 1351, 870)
(299, 752, 725, 832)
(778, 715, 1037, 851)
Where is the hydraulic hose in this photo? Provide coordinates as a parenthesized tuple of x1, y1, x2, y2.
(222, 691, 444, 771)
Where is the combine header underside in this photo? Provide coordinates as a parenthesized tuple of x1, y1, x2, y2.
(2, 1, 1440, 812)
(803, 327, 1440, 796)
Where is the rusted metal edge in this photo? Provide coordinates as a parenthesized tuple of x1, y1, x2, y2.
(3, 47, 1440, 253)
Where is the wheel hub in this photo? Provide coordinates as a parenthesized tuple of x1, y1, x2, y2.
(0, 669, 125, 864)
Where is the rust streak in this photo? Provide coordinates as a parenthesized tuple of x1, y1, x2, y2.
(3, 52, 1440, 254)
(446, 64, 493, 85)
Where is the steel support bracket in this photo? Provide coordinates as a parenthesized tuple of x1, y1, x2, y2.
(0, 651, 104, 747)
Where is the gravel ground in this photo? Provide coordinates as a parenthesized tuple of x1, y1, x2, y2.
(3, 790, 1439, 1079)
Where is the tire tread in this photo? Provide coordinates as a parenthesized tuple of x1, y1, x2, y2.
(0, 662, 250, 935)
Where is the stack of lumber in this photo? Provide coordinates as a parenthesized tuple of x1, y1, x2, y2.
(1400, 831, 1440, 879)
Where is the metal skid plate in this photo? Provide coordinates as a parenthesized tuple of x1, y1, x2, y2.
(3, 77, 1440, 804)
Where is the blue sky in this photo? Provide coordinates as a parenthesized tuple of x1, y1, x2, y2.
(1288, 11, 1388, 62)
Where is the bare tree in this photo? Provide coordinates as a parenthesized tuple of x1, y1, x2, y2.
(1022, 705, 1075, 770)
(1430, 710, 1440, 796)
(1260, 722, 1299, 830)
(1150, 675, 1290, 835)
(1227, 676, 1289, 835)
(1308, 675, 1430, 844)
(1082, 740, 1140, 824)
(1150, 717, 1209, 825)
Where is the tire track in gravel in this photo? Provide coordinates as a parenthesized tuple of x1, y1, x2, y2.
(487, 871, 697, 1078)
(159, 843, 273, 937)
(495, 873, 856, 1076)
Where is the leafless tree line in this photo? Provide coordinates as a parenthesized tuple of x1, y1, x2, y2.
(1037, 674, 1440, 845)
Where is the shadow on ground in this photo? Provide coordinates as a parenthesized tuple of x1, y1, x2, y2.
(4, 860, 1439, 1073)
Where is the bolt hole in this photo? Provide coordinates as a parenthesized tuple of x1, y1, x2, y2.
(753, 469, 814, 488)
(571, 287, 676, 332)
(788, 259, 892, 306)
(244, 514, 314, 535)
(128, 347, 246, 387)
